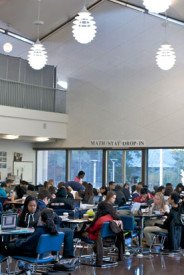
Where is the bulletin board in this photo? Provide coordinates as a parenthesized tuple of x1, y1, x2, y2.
(13, 161, 33, 183)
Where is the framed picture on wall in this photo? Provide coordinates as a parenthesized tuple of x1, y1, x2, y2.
(13, 161, 33, 183)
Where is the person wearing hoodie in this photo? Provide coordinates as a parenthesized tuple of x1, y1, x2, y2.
(50, 187, 74, 210)
(0, 208, 58, 257)
(18, 196, 40, 228)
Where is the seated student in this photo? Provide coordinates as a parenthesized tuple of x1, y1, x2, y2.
(144, 192, 180, 247)
(100, 186, 108, 200)
(80, 191, 120, 240)
(107, 181, 115, 191)
(175, 183, 183, 194)
(157, 186, 166, 195)
(18, 196, 40, 228)
(48, 186, 57, 199)
(144, 192, 170, 226)
(114, 185, 126, 206)
(38, 189, 51, 210)
(12, 181, 28, 200)
(132, 184, 142, 201)
(37, 189, 74, 258)
(0, 209, 58, 257)
(81, 183, 94, 204)
(5, 179, 13, 196)
(122, 183, 131, 201)
(133, 187, 153, 203)
(0, 183, 8, 197)
(50, 187, 74, 210)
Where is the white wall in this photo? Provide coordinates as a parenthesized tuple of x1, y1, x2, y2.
(0, 139, 36, 183)
(35, 74, 184, 149)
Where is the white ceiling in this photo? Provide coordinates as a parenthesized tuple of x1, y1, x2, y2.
(0, 0, 183, 102)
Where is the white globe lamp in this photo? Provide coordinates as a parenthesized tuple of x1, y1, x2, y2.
(143, 0, 171, 13)
(72, 6, 97, 44)
(156, 44, 176, 70)
(27, 40, 48, 70)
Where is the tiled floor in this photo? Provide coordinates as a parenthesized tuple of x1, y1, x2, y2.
(73, 254, 184, 275)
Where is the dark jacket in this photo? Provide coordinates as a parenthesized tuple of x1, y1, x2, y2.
(18, 210, 41, 228)
(157, 206, 180, 230)
(122, 188, 130, 201)
(14, 185, 26, 199)
(15, 225, 47, 256)
(50, 188, 74, 210)
(38, 199, 47, 210)
(114, 190, 126, 206)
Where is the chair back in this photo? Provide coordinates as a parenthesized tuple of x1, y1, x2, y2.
(118, 206, 130, 210)
(100, 222, 116, 238)
(120, 215, 135, 231)
(0, 197, 7, 204)
(36, 232, 64, 255)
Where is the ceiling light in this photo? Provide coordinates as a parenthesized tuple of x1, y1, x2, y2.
(156, 44, 176, 70)
(36, 137, 49, 142)
(4, 135, 19, 140)
(72, 6, 97, 44)
(57, 81, 68, 90)
(143, 0, 171, 13)
(3, 42, 13, 53)
(28, 40, 48, 70)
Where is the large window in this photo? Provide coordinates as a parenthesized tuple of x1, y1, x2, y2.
(107, 150, 142, 186)
(37, 150, 66, 186)
(69, 150, 103, 188)
(125, 150, 142, 185)
(107, 151, 123, 184)
(148, 149, 184, 190)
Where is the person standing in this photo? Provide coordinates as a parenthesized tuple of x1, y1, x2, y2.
(74, 171, 85, 184)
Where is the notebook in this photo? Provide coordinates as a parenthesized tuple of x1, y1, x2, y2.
(1, 213, 17, 231)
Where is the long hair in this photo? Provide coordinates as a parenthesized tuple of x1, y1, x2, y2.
(84, 183, 94, 201)
(153, 192, 166, 209)
(90, 201, 120, 227)
(105, 191, 115, 203)
(41, 209, 58, 235)
(21, 196, 38, 217)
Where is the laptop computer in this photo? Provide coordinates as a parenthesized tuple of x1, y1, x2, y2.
(1, 213, 17, 231)
(93, 196, 102, 204)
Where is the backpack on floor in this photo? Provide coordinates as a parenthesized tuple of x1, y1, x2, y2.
(53, 258, 79, 271)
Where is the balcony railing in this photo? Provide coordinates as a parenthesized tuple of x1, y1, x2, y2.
(0, 78, 66, 113)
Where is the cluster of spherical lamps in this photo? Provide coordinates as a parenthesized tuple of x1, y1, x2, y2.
(2, 0, 175, 71)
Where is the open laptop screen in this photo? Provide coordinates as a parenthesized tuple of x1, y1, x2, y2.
(1, 213, 17, 231)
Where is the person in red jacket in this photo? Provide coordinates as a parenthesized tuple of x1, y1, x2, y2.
(133, 187, 154, 203)
(82, 191, 120, 240)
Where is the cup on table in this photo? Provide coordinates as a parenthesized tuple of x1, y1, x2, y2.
(83, 214, 89, 220)
(63, 212, 69, 217)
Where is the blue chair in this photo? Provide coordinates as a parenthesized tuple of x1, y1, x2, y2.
(12, 233, 64, 274)
(80, 222, 118, 267)
(120, 215, 140, 254)
(118, 206, 130, 210)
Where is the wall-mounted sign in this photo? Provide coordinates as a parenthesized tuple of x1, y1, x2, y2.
(90, 140, 145, 147)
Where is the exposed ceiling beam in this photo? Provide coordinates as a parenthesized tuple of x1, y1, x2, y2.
(109, 0, 184, 26)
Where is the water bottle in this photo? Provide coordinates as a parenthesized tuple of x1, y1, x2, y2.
(10, 190, 13, 198)
(74, 206, 79, 219)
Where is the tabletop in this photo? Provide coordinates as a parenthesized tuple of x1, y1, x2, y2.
(0, 227, 34, 235)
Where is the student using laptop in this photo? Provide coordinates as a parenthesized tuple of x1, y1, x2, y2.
(0, 209, 58, 256)
(18, 196, 40, 228)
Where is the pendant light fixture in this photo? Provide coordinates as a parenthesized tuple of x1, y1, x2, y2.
(72, 1, 97, 44)
(27, 0, 47, 70)
(156, 20, 176, 70)
(143, 0, 171, 14)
